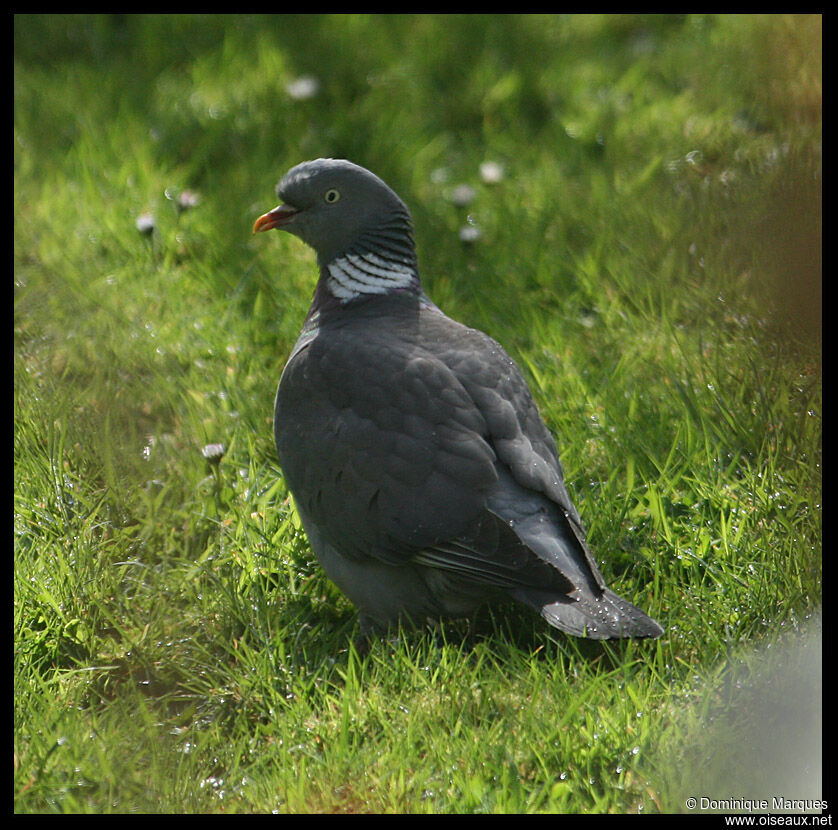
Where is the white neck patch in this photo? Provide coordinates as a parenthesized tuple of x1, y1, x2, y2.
(326, 252, 417, 300)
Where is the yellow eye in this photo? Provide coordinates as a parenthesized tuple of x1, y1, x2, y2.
(324, 188, 341, 204)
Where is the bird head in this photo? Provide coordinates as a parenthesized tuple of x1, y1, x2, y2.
(254, 158, 416, 270)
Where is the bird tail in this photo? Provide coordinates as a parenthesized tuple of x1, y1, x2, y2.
(512, 586, 664, 639)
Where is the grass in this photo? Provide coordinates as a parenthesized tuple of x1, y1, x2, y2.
(14, 14, 821, 814)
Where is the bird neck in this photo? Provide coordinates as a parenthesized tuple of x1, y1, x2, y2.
(323, 251, 421, 301)
(303, 279, 436, 332)
(318, 209, 422, 304)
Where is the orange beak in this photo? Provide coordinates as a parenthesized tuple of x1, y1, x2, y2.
(253, 205, 299, 234)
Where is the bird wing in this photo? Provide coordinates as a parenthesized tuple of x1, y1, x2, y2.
(275, 301, 498, 563)
(275, 297, 605, 596)
(419, 307, 609, 594)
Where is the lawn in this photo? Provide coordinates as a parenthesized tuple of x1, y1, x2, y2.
(14, 14, 821, 814)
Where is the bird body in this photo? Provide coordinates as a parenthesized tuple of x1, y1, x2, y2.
(255, 159, 663, 640)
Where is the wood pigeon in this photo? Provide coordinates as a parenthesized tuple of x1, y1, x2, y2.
(254, 158, 663, 640)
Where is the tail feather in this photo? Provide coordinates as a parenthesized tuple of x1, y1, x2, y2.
(512, 586, 664, 639)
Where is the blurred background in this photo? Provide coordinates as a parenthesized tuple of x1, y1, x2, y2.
(14, 13, 822, 337)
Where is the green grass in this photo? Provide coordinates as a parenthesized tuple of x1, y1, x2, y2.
(15, 14, 821, 814)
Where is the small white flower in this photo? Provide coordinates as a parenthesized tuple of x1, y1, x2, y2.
(135, 213, 155, 235)
(201, 443, 226, 464)
(479, 161, 504, 184)
(459, 225, 481, 243)
(451, 184, 476, 207)
(178, 189, 200, 210)
(286, 76, 320, 100)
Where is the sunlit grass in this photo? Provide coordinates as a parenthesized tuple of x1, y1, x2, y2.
(15, 13, 820, 813)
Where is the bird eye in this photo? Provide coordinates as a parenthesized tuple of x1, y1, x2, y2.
(324, 189, 341, 204)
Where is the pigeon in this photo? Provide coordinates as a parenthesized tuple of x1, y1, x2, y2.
(254, 158, 663, 641)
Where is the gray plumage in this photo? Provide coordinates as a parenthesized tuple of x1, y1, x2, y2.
(254, 158, 663, 640)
